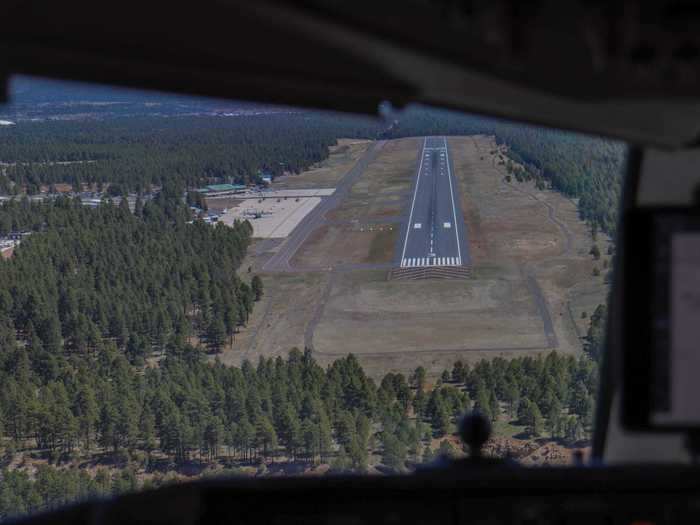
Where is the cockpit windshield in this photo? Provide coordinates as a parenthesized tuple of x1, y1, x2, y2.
(0, 76, 625, 521)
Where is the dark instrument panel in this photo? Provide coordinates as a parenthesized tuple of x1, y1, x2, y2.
(17, 464, 700, 525)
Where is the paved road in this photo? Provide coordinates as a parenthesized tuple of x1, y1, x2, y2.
(398, 137, 470, 268)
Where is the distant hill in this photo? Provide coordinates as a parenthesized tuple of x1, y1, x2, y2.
(1, 75, 282, 120)
(8, 76, 176, 104)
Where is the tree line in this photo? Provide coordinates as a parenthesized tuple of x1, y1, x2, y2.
(0, 187, 256, 374)
(0, 114, 380, 194)
(0, 346, 598, 520)
(382, 106, 626, 236)
(0, 108, 625, 238)
(0, 108, 618, 360)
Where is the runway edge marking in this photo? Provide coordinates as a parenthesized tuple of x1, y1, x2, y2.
(443, 136, 463, 265)
(400, 137, 428, 264)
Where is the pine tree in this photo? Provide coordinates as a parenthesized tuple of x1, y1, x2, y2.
(503, 381, 520, 419)
(529, 403, 544, 437)
(381, 433, 406, 473)
(300, 418, 319, 464)
(546, 398, 563, 437)
(75, 386, 98, 451)
(206, 318, 226, 354)
(139, 407, 157, 455)
(410, 367, 426, 391)
(251, 275, 263, 301)
(474, 380, 492, 422)
(488, 389, 500, 422)
(451, 361, 468, 383)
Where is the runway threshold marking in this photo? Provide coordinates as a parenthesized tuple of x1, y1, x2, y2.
(400, 256, 462, 268)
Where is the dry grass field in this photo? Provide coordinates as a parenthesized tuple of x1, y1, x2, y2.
(218, 135, 609, 380)
(274, 139, 372, 189)
(217, 270, 329, 366)
(291, 224, 398, 267)
(326, 137, 418, 222)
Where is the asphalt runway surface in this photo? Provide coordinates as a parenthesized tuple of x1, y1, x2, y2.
(399, 137, 470, 268)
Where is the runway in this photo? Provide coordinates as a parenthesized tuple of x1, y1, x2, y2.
(399, 137, 469, 268)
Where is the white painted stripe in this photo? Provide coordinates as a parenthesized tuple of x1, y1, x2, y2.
(451, 257, 456, 265)
(443, 137, 462, 265)
(401, 137, 427, 263)
(420, 257, 424, 266)
(441, 257, 445, 265)
(401, 259, 406, 268)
